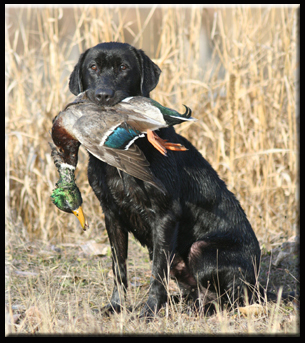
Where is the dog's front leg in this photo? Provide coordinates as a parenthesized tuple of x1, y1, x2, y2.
(102, 212, 128, 315)
(140, 219, 179, 319)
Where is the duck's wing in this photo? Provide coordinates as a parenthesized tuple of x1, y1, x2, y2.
(72, 114, 166, 194)
(112, 102, 168, 132)
(88, 143, 166, 194)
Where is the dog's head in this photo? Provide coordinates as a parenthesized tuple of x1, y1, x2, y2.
(69, 42, 161, 106)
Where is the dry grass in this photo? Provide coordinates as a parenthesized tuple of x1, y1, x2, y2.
(5, 6, 299, 335)
(5, 235, 299, 335)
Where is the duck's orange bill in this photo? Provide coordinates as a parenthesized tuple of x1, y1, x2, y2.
(72, 206, 89, 231)
(147, 129, 188, 156)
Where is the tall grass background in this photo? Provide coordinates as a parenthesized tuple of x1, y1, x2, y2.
(5, 6, 298, 247)
(5, 6, 299, 335)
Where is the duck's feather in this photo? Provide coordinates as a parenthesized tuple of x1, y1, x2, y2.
(86, 144, 165, 193)
(69, 112, 165, 193)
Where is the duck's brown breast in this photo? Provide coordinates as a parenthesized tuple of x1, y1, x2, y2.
(52, 115, 80, 167)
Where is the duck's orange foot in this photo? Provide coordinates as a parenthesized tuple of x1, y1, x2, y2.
(147, 130, 188, 156)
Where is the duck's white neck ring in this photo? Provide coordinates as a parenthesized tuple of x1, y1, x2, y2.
(59, 163, 75, 171)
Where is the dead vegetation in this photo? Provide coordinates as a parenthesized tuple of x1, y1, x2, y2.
(5, 6, 299, 335)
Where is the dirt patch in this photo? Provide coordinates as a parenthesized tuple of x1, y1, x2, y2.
(258, 236, 299, 295)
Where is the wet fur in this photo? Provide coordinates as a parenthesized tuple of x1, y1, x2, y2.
(69, 42, 263, 317)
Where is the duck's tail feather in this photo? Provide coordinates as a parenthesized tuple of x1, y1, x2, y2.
(166, 105, 197, 126)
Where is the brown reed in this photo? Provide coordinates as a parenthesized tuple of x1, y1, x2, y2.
(5, 6, 298, 248)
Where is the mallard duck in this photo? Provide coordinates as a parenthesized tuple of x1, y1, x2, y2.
(50, 93, 195, 227)
(52, 92, 196, 191)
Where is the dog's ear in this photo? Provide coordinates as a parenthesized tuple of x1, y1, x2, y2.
(135, 49, 161, 97)
(69, 49, 90, 95)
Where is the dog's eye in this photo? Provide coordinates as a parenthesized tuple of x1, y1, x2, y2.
(119, 64, 127, 71)
(90, 64, 97, 71)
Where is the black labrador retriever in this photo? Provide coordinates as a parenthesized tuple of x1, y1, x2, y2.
(69, 42, 262, 317)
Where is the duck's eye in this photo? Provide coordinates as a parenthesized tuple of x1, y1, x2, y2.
(119, 64, 127, 71)
(90, 64, 97, 71)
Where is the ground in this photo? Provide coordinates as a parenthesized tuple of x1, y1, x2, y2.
(5, 229, 299, 335)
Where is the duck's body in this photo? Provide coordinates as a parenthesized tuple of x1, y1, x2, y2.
(51, 92, 196, 194)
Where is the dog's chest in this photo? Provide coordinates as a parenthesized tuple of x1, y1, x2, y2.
(88, 156, 155, 246)
(110, 174, 155, 239)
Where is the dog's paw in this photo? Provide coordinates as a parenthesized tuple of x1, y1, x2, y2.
(100, 302, 122, 316)
(139, 298, 164, 320)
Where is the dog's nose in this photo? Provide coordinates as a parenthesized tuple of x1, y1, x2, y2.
(95, 88, 114, 103)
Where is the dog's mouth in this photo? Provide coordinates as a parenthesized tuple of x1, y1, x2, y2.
(85, 88, 130, 107)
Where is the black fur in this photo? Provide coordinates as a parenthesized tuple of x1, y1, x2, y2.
(70, 42, 263, 318)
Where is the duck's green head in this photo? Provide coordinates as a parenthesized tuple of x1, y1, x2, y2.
(51, 166, 88, 230)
